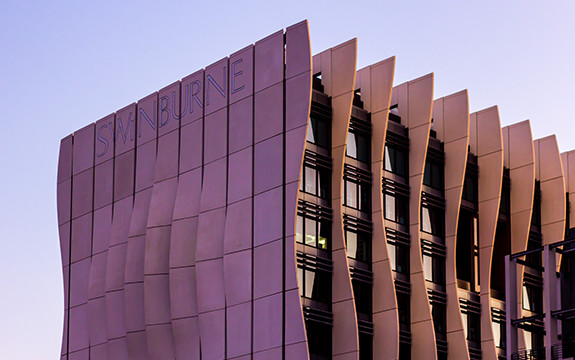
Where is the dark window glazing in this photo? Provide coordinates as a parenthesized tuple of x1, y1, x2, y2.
(462, 172, 478, 203)
(421, 205, 444, 237)
(384, 193, 408, 225)
(347, 131, 369, 163)
(307, 115, 330, 148)
(359, 332, 373, 360)
(384, 145, 408, 177)
(457, 210, 479, 292)
(522, 283, 543, 313)
(432, 303, 447, 341)
(491, 309, 506, 349)
(423, 253, 445, 285)
(346, 230, 371, 263)
(389, 242, 409, 274)
(344, 179, 370, 212)
(306, 320, 332, 360)
(423, 160, 443, 190)
(298, 266, 330, 303)
(300, 164, 330, 199)
(397, 293, 411, 331)
(352, 279, 372, 315)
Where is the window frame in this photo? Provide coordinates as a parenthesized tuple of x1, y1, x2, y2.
(296, 214, 330, 251)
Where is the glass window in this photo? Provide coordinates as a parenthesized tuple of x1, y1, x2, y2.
(296, 215, 330, 250)
(346, 132, 357, 158)
(421, 206, 444, 237)
(523, 284, 543, 313)
(423, 253, 445, 285)
(384, 145, 407, 177)
(352, 279, 372, 315)
(306, 320, 332, 359)
(298, 267, 330, 303)
(389, 242, 409, 274)
(307, 116, 329, 148)
(423, 254, 433, 282)
(457, 210, 479, 291)
(397, 293, 411, 330)
(346, 230, 371, 263)
(462, 172, 477, 203)
(432, 303, 447, 340)
(344, 179, 370, 212)
(467, 312, 480, 343)
(345, 180, 357, 208)
(296, 216, 303, 243)
(423, 160, 443, 190)
(384, 193, 408, 225)
(305, 167, 317, 194)
(305, 217, 317, 246)
(347, 131, 369, 163)
(492, 319, 506, 349)
(300, 164, 329, 199)
(385, 194, 395, 221)
(359, 332, 373, 360)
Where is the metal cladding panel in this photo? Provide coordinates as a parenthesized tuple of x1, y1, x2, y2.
(58, 21, 310, 359)
(433, 91, 471, 360)
(72, 124, 95, 176)
(502, 120, 535, 352)
(392, 73, 437, 360)
(356, 57, 397, 360)
(535, 136, 566, 246)
(157, 82, 182, 137)
(94, 160, 114, 210)
(114, 104, 136, 156)
(180, 70, 204, 127)
(95, 114, 115, 166)
(58, 135, 73, 184)
(468, 106, 504, 360)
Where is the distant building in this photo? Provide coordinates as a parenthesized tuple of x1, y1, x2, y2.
(57, 20, 575, 360)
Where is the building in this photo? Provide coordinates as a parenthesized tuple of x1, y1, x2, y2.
(56, 20, 575, 360)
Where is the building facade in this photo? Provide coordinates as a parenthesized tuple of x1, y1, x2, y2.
(57, 20, 575, 360)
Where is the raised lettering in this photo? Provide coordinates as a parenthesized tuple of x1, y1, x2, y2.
(173, 87, 187, 119)
(189, 80, 203, 113)
(159, 96, 170, 127)
(117, 112, 134, 144)
(138, 104, 156, 138)
(206, 67, 226, 106)
(96, 124, 109, 158)
(231, 59, 245, 94)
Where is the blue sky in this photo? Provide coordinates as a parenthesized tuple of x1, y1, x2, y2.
(1, 1, 574, 358)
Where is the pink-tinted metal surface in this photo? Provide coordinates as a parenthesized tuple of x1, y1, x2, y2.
(180, 70, 204, 127)
(124, 98, 157, 357)
(196, 121, 227, 360)
(282, 20, 313, 356)
(115, 104, 136, 156)
(105, 185, 133, 358)
(222, 44, 254, 357)
(356, 57, 397, 360)
(254, 30, 284, 93)
(205, 58, 228, 116)
(95, 114, 115, 166)
(158, 82, 181, 137)
(144, 162, 178, 359)
(94, 160, 114, 210)
(72, 124, 95, 175)
(142, 80, 181, 360)
(59, 21, 312, 360)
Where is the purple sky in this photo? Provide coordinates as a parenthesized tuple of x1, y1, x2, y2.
(1, 1, 574, 358)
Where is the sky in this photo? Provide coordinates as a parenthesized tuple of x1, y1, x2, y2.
(0, 1, 574, 359)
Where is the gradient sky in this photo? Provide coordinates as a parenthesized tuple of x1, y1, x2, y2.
(1, 1, 574, 358)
